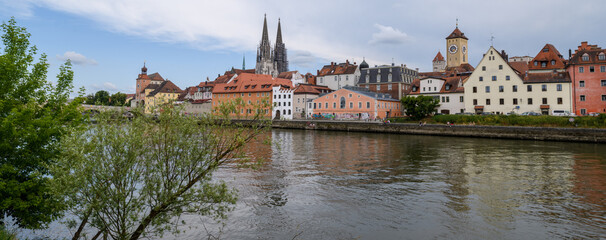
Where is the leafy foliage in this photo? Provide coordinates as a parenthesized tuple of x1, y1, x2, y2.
(51, 102, 271, 239)
(400, 96, 440, 120)
(433, 114, 606, 128)
(110, 92, 127, 106)
(0, 17, 83, 229)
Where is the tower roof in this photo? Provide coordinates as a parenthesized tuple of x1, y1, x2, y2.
(276, 18, 283, 44)
(446, 27, 468, 40)
(433, 51, 445, 62)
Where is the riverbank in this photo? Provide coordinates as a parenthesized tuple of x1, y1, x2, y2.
(260, 120, 606, 143)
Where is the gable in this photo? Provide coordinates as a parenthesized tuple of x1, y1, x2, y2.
(464, 46, 523, 87)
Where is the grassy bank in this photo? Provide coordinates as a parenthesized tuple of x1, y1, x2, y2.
(389, 114, 606, 128)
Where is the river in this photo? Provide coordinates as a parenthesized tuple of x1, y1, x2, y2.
(20, 129, 606, 239)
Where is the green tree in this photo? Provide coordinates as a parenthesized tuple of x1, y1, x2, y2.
(0, 18, 83, 229)
(94, 90, 110, 105)
(109, 92, 127, 106)
(84, 93, 95, 104)
(401, 95, 440, 120)
(51, 102, 270, 239)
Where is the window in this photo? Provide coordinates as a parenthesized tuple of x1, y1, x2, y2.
(446, 96, 450, 102)
(599, 53, 606, 61)
(499, 98, 504, 105)
(506, 75, 510, 81)
(513, 98, 518, 105)
(325, 102, 328, 108)
(473, 87, 477, 93)
(349, 102, 353, 108)
(482, 66, 486, 71)
(581, 109, 587, 115)
(527, 85, 532, 92)
(580, 67, 584, 73)
(543, 48, 549, 52)
(557, 84, 562, 91)
(542, 98, 547, 104)
(479, 76, 484, 81)
(580, 95, 586, 101)
(492, 76, 497, 81)
(441, 96, 445, 102)
(602, 66, 606, 72)
(499, 86, 504, 92)
(542, 84, 547, 92)
(460, 96, 464, 102)
(513, 85, 518, 92)
(359, 102, 362, 108)
(582, 54, 589, 61)
(388, 84, 392, 90)
(333, 102, 336, 108)
(377, 85, 381, 91)
(590, 66, 595, 72)
(534, 61, 538, 66)
(486, 99, 491, 105)
(580, 81, 585, 87)
(603, 95, 606, 101)
(485, 86, 490, 93)
(528, 98, 533, 105)
(367, 102, 371, 108)
(499, 65, 503, 70)
(551, 60, 556, 65)
(473, 99, 478, 105)
(557, 98, 563, 104)
(541, 62, 547, 67)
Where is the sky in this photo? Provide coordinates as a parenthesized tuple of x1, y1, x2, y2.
(0, 0, 604, 95)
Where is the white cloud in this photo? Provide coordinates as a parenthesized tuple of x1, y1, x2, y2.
(0, 0, 35, 18)
(102, 82, 117, 91)
(57, 51, 98, 66)
(369, 24, 409, 45)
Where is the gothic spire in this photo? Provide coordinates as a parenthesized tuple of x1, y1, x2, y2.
(242, 54, 246, 70)
(262, 14, 269, 46)
(276, 18, 283, 44)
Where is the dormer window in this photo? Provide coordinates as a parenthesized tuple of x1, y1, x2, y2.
(551, 60, 556, 65)
(582, 53, 590, 61)
(542, 48, 549, 52)
(445, 84, 451, 91)
(534, 61, 538, 66)
(541, 62, 547, 67)
(599, 53, 605, 61)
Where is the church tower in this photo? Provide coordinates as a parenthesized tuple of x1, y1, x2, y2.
(445, 22, 468, 68)
(432, 51, 446, 72)
(255, 14, 278, 77)
(273, 18, 288, 74)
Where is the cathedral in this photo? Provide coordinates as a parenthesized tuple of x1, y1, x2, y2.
(255, 15, 288, 77)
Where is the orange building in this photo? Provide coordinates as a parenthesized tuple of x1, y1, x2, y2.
(567, 42, 606, 115)
(212, 73, 292, 118)
(310, 86, 402, 120)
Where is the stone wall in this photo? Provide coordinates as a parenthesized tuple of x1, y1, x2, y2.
(265, 120, 606, 143)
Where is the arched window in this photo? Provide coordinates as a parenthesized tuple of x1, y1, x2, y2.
(582, 53, 590, 61)
(340, 97, 346, 109)
(599, 53, 605, 61)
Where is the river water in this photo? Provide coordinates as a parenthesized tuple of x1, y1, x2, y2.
(21, 129, 606, 239)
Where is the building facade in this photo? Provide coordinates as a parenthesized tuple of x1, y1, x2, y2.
(310, 86, 402, 120)
(446, 25, 469, 69)
(357, 63, 418, 99)
(144, 80, 183, 113)
(212, 73, 292, 118)
(432, 51, 446, 72)
(409, 76, 466, 114)
(316, 60, 360, 90)
(272, 86, 294, 120)
(278, 71, 305, 86)
(567, 41, 606, 115)
(293, 84, 332, 119)
(464, 46, 572, 115)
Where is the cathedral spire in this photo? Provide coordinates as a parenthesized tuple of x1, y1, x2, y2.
(276, 18, 283, 44)
(262, 14, 269, 46)
(242, 54, 246, 70)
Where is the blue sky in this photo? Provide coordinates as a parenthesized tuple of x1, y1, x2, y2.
(1, 0, 604, 95)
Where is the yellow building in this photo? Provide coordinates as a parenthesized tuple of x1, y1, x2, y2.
(143, 80, 183, 113)
(446, 25, 469, 69)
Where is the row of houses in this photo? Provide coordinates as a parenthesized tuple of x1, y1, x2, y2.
(130, 26, 606, 118)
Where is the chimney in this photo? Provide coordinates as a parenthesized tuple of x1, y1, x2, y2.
(569, 49, 572, 60)
(317, 70, 320, 75)
(415, 68, 419, 72)
(346, 59, 349, 65)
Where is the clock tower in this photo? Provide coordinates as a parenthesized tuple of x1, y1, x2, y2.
(445, 24, 468, 68)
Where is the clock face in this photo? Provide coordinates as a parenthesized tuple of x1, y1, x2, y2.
(462, 45, 467, 54)
(449, 44, 458, 54)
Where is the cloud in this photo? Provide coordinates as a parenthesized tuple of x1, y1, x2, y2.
(57, 51, 98, 65)
(290, 50, 324, 69)
(369, 24, 409, 45)
(103, 82, 118, 91)
(0, 0, 34, 18)
(89, 82, 119, 93)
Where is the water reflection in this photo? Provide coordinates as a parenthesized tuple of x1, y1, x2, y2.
(21, 129, 606, 239)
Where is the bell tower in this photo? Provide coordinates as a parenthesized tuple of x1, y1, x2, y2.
(445, 21, 468, 68)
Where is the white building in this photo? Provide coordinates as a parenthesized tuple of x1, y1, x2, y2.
(464, 46, 572, 115)
(316, 60, 360, 90)
(272, 86, 294, 120)
(409, 76, 466, 114)
(278, 71, 306, 86)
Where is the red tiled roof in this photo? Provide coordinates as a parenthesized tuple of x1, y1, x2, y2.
(528, 44, 567, 70)
(305, 73, 316, 85)
(294, 84, 332, 95)
(523, 71, 571, 83)
(446, 27, 468, 40)
(317, 61, 358, 76)
(408, 75, 468, 95)
(508, 61, 529, 75)
(433, 51, 445, 62)
(148, 73, 165, 81)
(277, 71, 303, 79)
(569, 42, 606, 65)
(147, 80, 183, 97)
(212, 73, 293, 94)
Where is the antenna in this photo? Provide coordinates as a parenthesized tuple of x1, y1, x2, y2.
(490, 33, 495, 47)
(456, 18, 459, 28)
